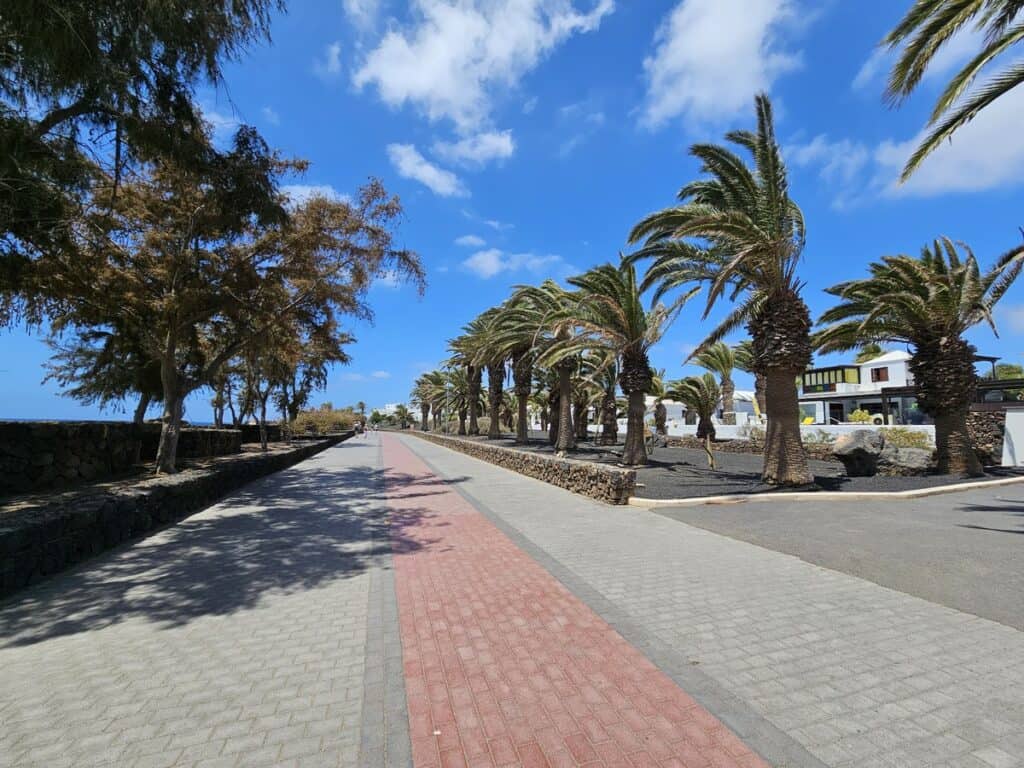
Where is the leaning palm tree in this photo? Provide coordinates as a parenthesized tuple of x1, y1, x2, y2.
(695, 342, 736, 425)
(884, 0, 1024, 179)
(559, 259, 691, 466)
(668, 373, 721, 469)
(817, 236, 1024, 475)
(629, 94, 813, 485)
(733, 340, 765, 420)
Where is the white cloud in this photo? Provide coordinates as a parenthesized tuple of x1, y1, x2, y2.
(787, 87, 1024, 206)
(876, 86, 1024, 198)
(640, 0, 802, 129)
(315, 41, 343, 79)
(557, 99, 605, 157)
(201, 104, 239, 144)
(343, 0, 382, 31)
(485, 218, 513, 231)
(371, 370, 391, 379)
(523, 96, 539, 114)
(261, 106, 280, 125)
(461, 248, 564, 279)
(281, 184, 349, 206)
(386, 143, 468, 197)
(433, 130, 515, 166)
(352, 0, 614, 132)
(455, 234, 486, 247)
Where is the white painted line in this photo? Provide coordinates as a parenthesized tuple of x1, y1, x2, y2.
(628, 474, 1024, 508)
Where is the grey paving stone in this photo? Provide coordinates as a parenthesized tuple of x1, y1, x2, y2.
(401, 433, 1024, 768)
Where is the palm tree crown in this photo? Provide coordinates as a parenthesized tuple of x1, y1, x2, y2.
(884, 0, 1024, 179)
(817, 235, 1024, 474)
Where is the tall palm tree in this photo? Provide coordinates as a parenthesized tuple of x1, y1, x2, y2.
(884, 0, 1024, 179)
(410, 375, 431, 431)
(629, 94, 813, 485)
(559, 259, 691, 466)
(668, 373, 721, 469)
(490, 300, 544, 445)
(508, 281, 580, 453)
(733, 339, 765, 419)
(695, 342, 736, 425)
(448, 315, 491, 436)
(817, 236, 1024, 475)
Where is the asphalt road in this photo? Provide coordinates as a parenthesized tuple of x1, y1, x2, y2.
(656, 485, 1024, 630)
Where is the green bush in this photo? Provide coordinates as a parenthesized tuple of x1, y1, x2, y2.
(883, 427, 933, 449)
(804, 429, 836, 445)
(292, 407, 356, 435)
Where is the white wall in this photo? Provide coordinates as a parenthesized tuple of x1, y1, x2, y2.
(664, 422, 936, 445)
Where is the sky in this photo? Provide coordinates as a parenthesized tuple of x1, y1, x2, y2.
(4, 0, 1024, 422)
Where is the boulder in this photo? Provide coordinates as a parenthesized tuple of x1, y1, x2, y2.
(877, 445, 933, 476)
(832, 430, 885, 477)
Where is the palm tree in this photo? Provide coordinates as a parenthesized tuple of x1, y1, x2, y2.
(733, 340, 765, 420)
(356, 401, 366, 423)
(695, 342, 736, 425)
(817, 236, 1024, 475)
(668, 373, 721, 469)
(490, 300, 544, 445)
(629, 94, 813, 485)
(394, 404, 411, 429)
(883, 1, 1024, 179)
(560, 259, 691, 466)
(508, 281, 580, 453)
(410, 375, 431, 431)
(854, 342, 886, 364)
(448, 317, 490, 436)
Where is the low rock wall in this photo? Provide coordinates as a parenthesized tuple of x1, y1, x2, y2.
(665, 435, 836, 462)
(0, 421, 242, 495)
(967, 410, 1007, 466)
(0, 437, 345, 597)
(407, 432, 635, 505)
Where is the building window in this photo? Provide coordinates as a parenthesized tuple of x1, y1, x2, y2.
(870, 367, 889, 383)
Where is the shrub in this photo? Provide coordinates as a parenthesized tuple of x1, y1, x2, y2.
(292, 407, 356, 435)
(848, 408, 872, 424)
(805, 429, 836, 445)
(883, 427, 933, 449)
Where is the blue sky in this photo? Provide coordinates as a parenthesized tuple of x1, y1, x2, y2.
(4, 0, 1024, 421)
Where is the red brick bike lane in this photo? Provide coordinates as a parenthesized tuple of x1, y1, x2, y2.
(382, 434, 768, 768)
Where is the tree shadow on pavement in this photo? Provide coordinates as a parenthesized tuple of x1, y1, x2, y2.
(955, 502, 1024, 535)
(0, 461, 464, 648)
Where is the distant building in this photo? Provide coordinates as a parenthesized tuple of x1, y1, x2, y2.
(379, 403, 404, 416)
(798, 350, 1003, 425)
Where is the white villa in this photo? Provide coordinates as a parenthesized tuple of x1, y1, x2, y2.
(798, 350, 918, 425)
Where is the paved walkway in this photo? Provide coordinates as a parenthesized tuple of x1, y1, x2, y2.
(2, 431, 1023, 768)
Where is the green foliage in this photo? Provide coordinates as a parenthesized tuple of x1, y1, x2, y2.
(292, 406, 356, 435)
(882, 427, 933, 449)
(883, 0, 1024, 179)
(848, 409, 872, 424)
(804, 429, 837, 445)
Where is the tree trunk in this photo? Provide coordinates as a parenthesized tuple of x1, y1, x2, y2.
(934, 411, 983, 476)
(754, 373, 766, 420)
(762, 369, 813, 485)
(621, 390, 647, 466)
(548, 391, 559, 446)
(259, 397, 268, 452)
(515, 395, 530, 444)
(703, 433, 716, 470)
(155, 342, 183, 474)
(420, 404, 429, 431)
(554, 364, 576, 453)
(574, 399, 589, 441)
(130, 392, 151, 465)
(540, 407, 548, 434)
(133, 392, 151, 426)
(599, 390, 618, 445)
(654, 401, 667, 435)
(487, 362, 503, 439)
(468, 365, 482, 436)
(457, 407, 467, 435)
(721, 376, 736, 425)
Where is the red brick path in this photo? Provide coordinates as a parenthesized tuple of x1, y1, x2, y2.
(383, 435, 769, 768)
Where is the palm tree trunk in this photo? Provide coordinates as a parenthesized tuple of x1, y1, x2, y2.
(574, 399, 589, 441)
(762, 369, 813, 485)
(721, 377, 736, 425)
(754, 373, 766, 420)
(622, 390, 647, 466)
(467, 365, 481, 435)
(457, 407, 467, 435)
(487, 363, 503, 439)
(599, 390, 618, 445)
(515, 396, 529, 444)
(420, 404, 429, 432)
(654, 401, 667, 435)
(555, 364, 576, 452)
(934, 411, 983, 476)
(548, 391, 559, 445)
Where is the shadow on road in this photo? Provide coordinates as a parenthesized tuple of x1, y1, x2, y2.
(0, 455, 468, 648)
(956, 501, 1024, 535)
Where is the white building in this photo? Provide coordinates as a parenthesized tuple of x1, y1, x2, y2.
(378, 403, 404, 417)
(798, 351, 920, 425)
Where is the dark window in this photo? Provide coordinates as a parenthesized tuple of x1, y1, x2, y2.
(870, 367, 889, 383)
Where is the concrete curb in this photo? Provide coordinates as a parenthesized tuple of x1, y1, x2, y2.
(629, 473, 1024, 508)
